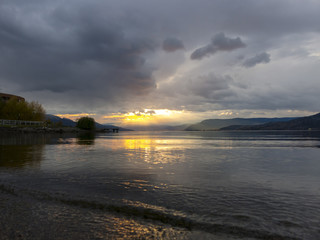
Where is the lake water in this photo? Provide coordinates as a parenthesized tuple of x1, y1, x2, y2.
(0, 131, 320, 239)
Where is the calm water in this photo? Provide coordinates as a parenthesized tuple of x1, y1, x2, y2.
(0, 131, 320, 239)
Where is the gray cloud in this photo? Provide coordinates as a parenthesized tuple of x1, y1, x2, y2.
(187, 73, 238, 100)
(162, 37, 184, 52)
(191, 33, 246, 60)
(243, 52, 271, 68)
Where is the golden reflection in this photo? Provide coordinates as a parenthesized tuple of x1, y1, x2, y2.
(123, 139, 152, 150)
(98, 138, 186, 166)
(123, 138, 185, 165)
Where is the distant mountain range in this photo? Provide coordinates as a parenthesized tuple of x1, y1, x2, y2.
(184, 117, 296, 131)
(46, 112, 320, 131)
(45, 114, 131, 131)
(220, 113, 320, 130)
(127, 113, 320, 131)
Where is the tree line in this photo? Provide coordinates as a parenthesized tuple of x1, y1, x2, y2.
(0, 98, 45, 121)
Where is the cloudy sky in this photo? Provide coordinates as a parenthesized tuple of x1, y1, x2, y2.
(1, 0, 320, 125)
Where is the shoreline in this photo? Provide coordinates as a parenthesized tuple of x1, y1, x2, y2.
(0, 126, 112, 134)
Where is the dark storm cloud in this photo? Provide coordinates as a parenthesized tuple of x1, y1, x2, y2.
(191, 33, 246, 60)
(0, 0, 157, 102)
(243, 52, 271, 68)
(162, 37, 184, 52)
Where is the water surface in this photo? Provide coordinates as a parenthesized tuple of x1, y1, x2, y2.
(1, 131, 320, 239)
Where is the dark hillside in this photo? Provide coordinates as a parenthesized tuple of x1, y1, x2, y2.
(220, 113, 320, 130)
(185, 117, 295, 131)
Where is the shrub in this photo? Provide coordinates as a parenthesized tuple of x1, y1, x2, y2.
(76, 117, 95, 130)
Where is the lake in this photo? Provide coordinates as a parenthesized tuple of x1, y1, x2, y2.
(0, 131, 320, 239)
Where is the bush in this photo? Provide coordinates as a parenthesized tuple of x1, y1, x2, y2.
(76, 117, 95, 130)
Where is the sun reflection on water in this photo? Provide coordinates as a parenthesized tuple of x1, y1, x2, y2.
(124, 139, 152, 150)
(97, 137, 186, 166)
(123, 139, 185, 166)
(120, 179, 168, 192)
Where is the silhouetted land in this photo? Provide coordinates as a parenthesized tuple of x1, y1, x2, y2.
(220, 113, 320, 130)
(185, 117, 296, 131)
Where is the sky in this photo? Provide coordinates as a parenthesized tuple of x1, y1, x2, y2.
(1, 0, 320, 126)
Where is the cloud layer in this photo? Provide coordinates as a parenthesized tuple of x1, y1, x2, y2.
(0, 0, 320, 121)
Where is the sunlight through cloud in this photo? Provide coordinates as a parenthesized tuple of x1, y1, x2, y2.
(56, 113, 96, 121)
(103, 109, 183, 125)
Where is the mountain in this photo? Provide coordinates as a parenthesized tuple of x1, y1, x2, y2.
(185, 117, 296, 131)
(220, 113, 320, 130)
(46, 114, 130, 131)
(46, 114, 76, 127)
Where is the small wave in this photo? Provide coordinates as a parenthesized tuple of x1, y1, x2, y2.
(0, 183, 301, 240)
(277, 220, 302, 228)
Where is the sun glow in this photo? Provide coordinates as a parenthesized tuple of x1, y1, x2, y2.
(56, 113, 96, 121)
(103, 109, 182, 125)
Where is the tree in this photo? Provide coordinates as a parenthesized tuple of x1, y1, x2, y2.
(27, 101, 45, 121)
(0, 98, 45, 121)
(76, 117, 95, 130)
